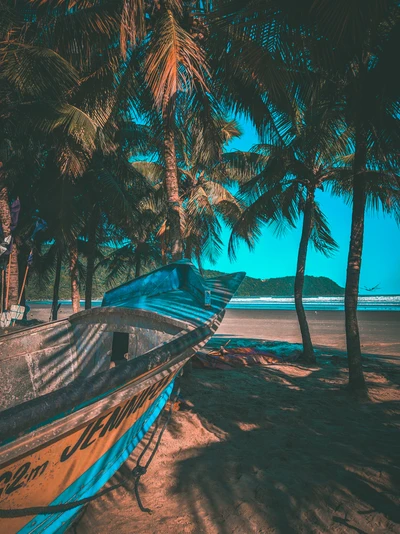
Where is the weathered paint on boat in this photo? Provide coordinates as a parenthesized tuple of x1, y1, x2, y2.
(0, 262, 244, 533)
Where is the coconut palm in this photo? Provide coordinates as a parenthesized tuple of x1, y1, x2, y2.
(130, 112, 244, 267)
(210, 0, 400, 394)
(142, 0, 210, 261)
(228, 101, 346, 362)
(78, 151, 155, 309)
(326, 3, 400, 397)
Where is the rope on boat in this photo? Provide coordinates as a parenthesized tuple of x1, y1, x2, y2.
(0, 380, 180, 519)
(0, 484, 121, 518)
(132, 378, 180, 514)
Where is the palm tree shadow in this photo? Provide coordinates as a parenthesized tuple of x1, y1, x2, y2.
(168, 345, 400, 533)
(75, 339, 400, 534)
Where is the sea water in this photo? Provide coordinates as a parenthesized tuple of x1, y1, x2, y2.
(227, 295, 400, 311)
(27, 295, 400, 311)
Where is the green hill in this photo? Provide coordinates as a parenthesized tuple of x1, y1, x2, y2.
(26, 264, 344, 300)
(204, 270, 344, 297)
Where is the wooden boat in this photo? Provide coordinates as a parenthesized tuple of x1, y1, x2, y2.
(0, 261, 244, 533)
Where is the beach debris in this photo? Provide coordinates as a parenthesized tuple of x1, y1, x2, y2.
(194, 339, 302, 370)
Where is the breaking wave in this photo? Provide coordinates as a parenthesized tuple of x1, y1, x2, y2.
(228, 295, 400, 311)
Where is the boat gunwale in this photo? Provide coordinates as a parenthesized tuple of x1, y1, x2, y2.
(0, 306, 191, 349)
(0, 307, 224, 451)
(0, 345, 192, 467)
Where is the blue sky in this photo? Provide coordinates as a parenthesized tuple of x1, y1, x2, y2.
(203, 119, 400, 295)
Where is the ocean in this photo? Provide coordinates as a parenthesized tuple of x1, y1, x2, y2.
(227, 295, 400, 311)
(27, 295, 400, 311)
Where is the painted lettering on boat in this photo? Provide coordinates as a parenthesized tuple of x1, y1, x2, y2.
(0, 460, 49, 498)
(0, 371, 176, 533)
(60, 374, 171, 462)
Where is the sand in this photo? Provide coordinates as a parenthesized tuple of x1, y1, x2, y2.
(72, 346, 400, 534)
(7, 304, 400, 533)
(69, 308, 400, 534)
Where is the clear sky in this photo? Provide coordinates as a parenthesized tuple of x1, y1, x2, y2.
(204, 118, 400, 295)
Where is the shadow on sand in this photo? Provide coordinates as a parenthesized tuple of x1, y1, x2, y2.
(77, 339, 400, 534)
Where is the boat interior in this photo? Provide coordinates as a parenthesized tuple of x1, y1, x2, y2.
(0, 308, 187, 412)
(0, 262, 242, 413)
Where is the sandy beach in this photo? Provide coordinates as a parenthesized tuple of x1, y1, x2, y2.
(72, 337, 400, 534)
(16, 304, 397, 534)
(218, 310, 400, 360)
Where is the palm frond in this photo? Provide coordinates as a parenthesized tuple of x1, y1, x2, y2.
(145, 7, 208, 109)
(310, 201, 338, 256)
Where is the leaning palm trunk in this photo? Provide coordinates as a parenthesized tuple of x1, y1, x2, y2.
(294, 187, 316, 363)
(163, 108, 183, 262)
(51, 249, 62, 320)
(85, 209, 99, 310)
(69, 240, 80, 314)
(345, 126, 368, 396)
(0, 183, 18, 308)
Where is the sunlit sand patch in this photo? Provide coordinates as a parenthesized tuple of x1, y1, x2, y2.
(271, 364, 315, 377)
(236, 422, 261, 431)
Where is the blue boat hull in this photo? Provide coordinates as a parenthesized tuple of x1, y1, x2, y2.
(19, 381, 174, 533)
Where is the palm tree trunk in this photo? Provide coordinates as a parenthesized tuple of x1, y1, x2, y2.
(85, 209, 99, 310)
(17, 239, 27, 314)
(345, 125, 368, 397)
(135, 256, 141, 278)
(0, 183, 13, 309)
(7, 243, 19, 307)
(295, 187, 315, 363)
(163, 108, 183, 262)
(0, 163, 18, 308)
(52, 249, 62, 320)
(185, 241, 193, 261)
(69, 240, 80, 314)
(0, 184, 11, 238)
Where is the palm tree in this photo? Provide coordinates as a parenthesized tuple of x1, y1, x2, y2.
(341, 24, 399, 396)
(228, 102, 345, 362)
(210, 0, 400, 394)
(304, 0, 400, 395)
(0, 2, 113, 316)
(78, 118, 159, 308)
(131, 112, 244, 267)
(143, 1, 211, 261)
